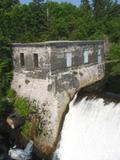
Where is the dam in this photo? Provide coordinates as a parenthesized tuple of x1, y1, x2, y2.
(11, 40, 106, 155)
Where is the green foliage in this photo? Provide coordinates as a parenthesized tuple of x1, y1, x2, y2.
(0, 0, 119, 43)
(106, 18, 120, 43)
(93, 0, 114, 19)
(107, 44, 120, 75)
(0, 98, 13, 119)
(21, 121, 31, 137)
(0, 35, 13, 122)
(6, 89, 35, 137)
(14, 97, 32, 117)
(0, 36, 12, 97)
(7, 89, 16, 99)
(0, 60, 12, 96)
(0, 0, 19, 11)
(33, 0, 44, 4)
(0, 2, 47, 42)
(81, 0, 91, 10)
(108, 44, 120, 60)
(0, 99, 10, 113)
(112, 63, 120, 75)
(0, 36, 11, 58)
(15, 98, 37, 137)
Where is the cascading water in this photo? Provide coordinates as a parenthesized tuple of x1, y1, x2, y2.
(53, 94, 120, 160)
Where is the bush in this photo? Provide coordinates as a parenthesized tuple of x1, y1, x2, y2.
(0, 36, 12, 97)
(0, 98, 13, 119)
(106, 43, 120, 75)
(14, 97, 32, 117)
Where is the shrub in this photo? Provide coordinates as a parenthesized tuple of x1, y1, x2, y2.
(14, 97, 32, 117)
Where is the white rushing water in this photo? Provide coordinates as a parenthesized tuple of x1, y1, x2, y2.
(53, 95, 120, 160)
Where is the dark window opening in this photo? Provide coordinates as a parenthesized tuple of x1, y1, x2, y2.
(34, 54, 38, 68)
(20, 53, 25, 67)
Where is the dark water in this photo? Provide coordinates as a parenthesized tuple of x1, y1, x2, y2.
(0, 133, 11, 159)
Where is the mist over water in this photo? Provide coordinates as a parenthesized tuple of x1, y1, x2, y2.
(53, 95, 120, 160)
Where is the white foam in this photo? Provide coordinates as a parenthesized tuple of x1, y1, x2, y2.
(53, 96, 120, 160)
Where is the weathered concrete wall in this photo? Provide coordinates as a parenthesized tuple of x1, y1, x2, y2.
(50, 41, 104, 73)
(12, 73, 58, 146)
(12, 45, 51, 79)
(11, 41, 105, 155)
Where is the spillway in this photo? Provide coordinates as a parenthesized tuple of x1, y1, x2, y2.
(53, 94, 120, 160)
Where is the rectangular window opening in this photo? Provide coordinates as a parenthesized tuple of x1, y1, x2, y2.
(97, 49, 102, 63)
(83, 49, 89, 64)
(20, 53, 25, 67)
(66, 53, 72, 67)
(34, 53, 38, 68)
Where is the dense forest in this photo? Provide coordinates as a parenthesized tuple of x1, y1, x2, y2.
(0, 0, 120, 113)
(0, 0, 120, 42)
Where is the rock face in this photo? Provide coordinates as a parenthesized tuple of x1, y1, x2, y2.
(11, 41, 106, 155)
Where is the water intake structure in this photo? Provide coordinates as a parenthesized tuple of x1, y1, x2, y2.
(53, 94, 120, 160)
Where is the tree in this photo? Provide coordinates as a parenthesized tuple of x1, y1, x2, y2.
(93, 0, 114, 19)
(81, 0, 90, 10)
(32, 0, 44, 4)
(109, 1, 120, 18)
(0, 36, 12, 96)
(93, 0, 104, 18)
(0, 0, 19, 10)
(107, 43, 120, 75)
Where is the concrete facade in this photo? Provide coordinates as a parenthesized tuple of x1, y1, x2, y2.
(11, 41, 105, 155)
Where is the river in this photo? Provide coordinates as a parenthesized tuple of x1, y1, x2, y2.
(53, 93, 120, 160)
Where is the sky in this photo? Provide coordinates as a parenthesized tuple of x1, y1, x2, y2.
(20, 0, 81, 6)
(20, 0, 120, 6)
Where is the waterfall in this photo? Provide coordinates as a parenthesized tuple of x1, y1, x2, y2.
(53, 95, 120, 160)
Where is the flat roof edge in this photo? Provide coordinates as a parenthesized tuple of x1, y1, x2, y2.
(12, 40, 105, 47)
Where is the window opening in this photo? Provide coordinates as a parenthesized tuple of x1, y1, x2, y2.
(83, 49, 89, 64)
(20, 53, 25, 67)
(66, 53, 72, 67)
(97, 49, 102, 63)
(34, 54, 39, 68)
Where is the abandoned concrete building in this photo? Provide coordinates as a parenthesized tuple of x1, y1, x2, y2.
(11, 40, 105, 155)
